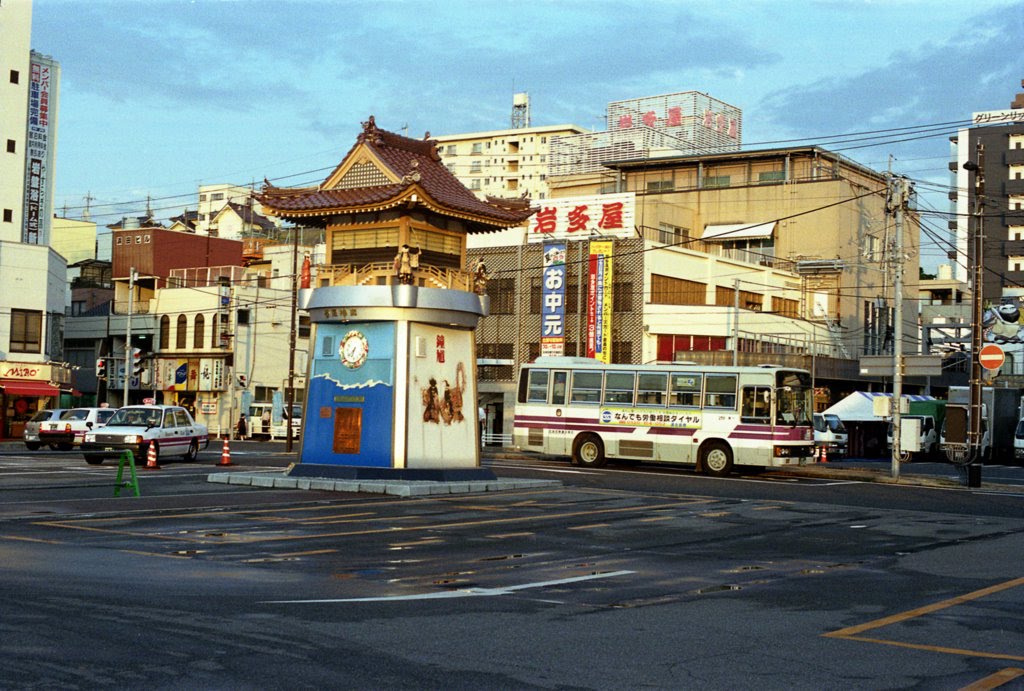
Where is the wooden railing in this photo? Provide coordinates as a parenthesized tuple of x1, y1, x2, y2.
(317, 263, 472, 291)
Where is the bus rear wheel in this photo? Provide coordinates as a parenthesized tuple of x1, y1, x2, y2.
(701, 441, 733, 477)
(574, 434, 606, 468)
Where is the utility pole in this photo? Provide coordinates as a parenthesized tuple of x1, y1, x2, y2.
(286, 225, 299, 453)
(123, 267, 136, 407)
(887, 176, 911, 481)
(733, 279, 740, 367)
(965, 144, 986, 487)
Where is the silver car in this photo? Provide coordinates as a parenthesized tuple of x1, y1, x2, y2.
(23, 409, 67, 450)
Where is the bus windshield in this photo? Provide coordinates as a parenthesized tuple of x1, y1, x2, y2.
(775, 371, 812, 426)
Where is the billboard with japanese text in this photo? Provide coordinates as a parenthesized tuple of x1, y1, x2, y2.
(23, 57, 54, 245)
(528, 192, 634, 243)
(587, 240, 614, 363)
(541, 243, 566, 357)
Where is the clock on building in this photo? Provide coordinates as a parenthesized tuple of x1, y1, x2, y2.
(340, 330, 369, 369)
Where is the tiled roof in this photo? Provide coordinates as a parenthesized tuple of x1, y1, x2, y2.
(257, 116, 535, 228)
(223, 201, 278, 231)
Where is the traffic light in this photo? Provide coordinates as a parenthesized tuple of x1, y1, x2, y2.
(130, 347, 144, 376)
(96, 358, 106, 379)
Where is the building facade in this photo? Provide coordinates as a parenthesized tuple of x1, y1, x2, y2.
(946, 85, 1024, 379)
(470, 146, 920, 436)
(434, 122, 588, 201)
(0, 0, 70, 439)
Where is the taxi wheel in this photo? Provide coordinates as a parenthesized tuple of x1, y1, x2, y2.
(25, 442, 41, 451)
(184, 439, 199, 462)
(84, 454, 104, 465)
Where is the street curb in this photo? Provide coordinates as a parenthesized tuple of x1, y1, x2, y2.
(207, 471, 562, 496)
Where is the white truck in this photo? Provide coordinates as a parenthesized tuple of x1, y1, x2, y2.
(813, 412, 847, 458)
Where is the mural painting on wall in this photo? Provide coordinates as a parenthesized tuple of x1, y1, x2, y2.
(421, 361, 467, 425)
(983, 301, 1024, 343)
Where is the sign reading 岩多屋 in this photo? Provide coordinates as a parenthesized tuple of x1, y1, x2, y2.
(528, 193, 635, 243)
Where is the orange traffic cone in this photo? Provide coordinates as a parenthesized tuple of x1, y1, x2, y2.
(820, 445, 829, 463)
(144, 442, 161, 470)
(219, 438, 234, 466)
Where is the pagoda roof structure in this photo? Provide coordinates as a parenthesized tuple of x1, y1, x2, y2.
(257, 116, 535, 230)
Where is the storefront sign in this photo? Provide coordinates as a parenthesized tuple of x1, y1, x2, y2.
(528, 193, 634, 243)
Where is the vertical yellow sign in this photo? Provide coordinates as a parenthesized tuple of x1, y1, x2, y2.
(587, 240, 614, 364)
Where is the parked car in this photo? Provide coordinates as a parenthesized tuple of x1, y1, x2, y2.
(37, 407, 117, 451)
(81, 404, 209, 465)
(23, 408, 67, 450)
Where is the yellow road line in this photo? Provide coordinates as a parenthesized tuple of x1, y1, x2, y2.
(838, 636, 1024, 663)
(960, 668, 1024, 690)
(825, 576, 1024, 638)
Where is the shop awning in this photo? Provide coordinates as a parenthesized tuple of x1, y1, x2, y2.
(0, 380, 61, 397)
(701, 222, 776, 241)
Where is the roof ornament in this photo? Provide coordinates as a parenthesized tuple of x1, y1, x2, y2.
(359, 115, 383, 145)
(401, 158, 421, 184)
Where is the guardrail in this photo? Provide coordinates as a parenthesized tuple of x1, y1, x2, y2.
(482, 432, 513, 447)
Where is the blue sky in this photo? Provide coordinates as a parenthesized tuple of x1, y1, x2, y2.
(30, 0, 1024, 268)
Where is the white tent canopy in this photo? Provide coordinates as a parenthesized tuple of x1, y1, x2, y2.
(823, 391, 936, 422)
(701, 221, 775, 241)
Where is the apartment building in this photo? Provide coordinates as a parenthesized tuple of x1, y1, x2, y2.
(434, 123, 588, 201)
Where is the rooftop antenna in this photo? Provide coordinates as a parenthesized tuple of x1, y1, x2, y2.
(82, 191, 94, 221)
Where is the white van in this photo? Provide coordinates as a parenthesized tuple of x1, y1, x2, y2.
(247, 402, 302, 440)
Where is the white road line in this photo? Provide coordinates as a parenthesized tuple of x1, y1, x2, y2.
(263, 569, 636, 604)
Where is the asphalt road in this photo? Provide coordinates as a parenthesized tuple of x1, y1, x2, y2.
(1, 442, 1022, 690)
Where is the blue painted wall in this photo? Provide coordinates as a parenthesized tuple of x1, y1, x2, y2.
(300, 322, 395, 467)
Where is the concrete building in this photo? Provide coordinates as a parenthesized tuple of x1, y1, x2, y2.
(64, 222, 313, 432)
(0, 0, 69, 439)
(469, 145, 921, 436)
(434, 118, 588, 201)
(50, 216, 97, 264)
(945, 82, 1024, 379)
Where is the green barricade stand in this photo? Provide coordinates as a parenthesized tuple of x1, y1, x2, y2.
(114, 449, 140, 497)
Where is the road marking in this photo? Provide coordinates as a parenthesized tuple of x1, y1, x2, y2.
(825, 576, 1024, 662)
(959, 668, 1024, 690)
(262, 569, 636, 603)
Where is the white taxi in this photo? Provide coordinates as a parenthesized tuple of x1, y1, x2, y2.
(81, 404, 209, 465)
(38, 407, 117, 451)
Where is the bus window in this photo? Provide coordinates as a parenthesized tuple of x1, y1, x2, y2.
(570, 371, 602, 404)
(705, 374, 737, 409)
(526, 369, 550, 403)
(741, 386, 771, 423)
(669, 373, 701, 407)
(637, 372, 668, 406)
(551, 371, 568, 406)
(603, 372, 636, 405)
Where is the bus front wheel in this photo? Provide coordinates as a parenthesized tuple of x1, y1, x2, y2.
(701, 441, 733, 477)
(573, 434, 606, 468)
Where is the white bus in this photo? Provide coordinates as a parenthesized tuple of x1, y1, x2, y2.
(513, 357, 814, 476)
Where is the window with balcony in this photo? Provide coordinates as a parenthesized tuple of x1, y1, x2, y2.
(470, 161, 482, 173)
(702, 175, 731, 188)
(471, 142, 483, 154)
